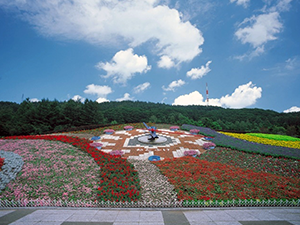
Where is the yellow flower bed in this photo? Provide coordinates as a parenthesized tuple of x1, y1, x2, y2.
(219, 132, 300, 149)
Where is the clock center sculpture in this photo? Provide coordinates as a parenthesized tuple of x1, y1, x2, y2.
(137, 122, 167, 145)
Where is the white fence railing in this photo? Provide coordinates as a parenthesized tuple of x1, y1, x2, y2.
(1, 199, 299, 208)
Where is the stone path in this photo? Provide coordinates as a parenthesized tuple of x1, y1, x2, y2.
(127, 159, 177, 203)
(0, 207, 299, 225)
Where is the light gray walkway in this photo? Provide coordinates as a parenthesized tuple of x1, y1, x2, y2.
(0, 207, 299, 225)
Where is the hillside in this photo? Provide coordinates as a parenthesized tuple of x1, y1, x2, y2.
(0, 99, 299, 136)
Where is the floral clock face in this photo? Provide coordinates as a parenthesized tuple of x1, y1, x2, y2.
(98, 129, 208, 159)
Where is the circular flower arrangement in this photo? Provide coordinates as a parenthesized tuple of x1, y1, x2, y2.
(109, 150, 124, 156)
(104, 129, 115, 134)
(148, 155, 161, 161)
(91, 136, 101, 141)
(184, 150, 199, 157)
(203, 142, 216, 150)
(90, 142, 103, 149)
(190, 129, 200, 135)
(170, 126, 179, 131)
(124, 126, 134, 131)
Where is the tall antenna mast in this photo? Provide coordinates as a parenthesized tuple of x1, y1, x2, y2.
(206, 83, 209, 106)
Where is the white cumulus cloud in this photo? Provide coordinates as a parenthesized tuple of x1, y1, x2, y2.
(172, 91, 221, 106)
(283, 106, 300, 113)
(173, 91, 206, 106)
(234, 0, 292, 59)
(96, 48, 151, 84)
(116, 93, 134, 101)
(186, 61, 212, 79)
(270, 0, 292, 12)
(134, 82, 150, 93)
(162, 79, 185, 91)
(30, 98, 40, 102)
(173, 81, 262, 109)
(96, 97, 110, 104)
(158, 55, 175, 69)
(230, 0, 250, 8)
(235, 12, 282, 49)
(219, 82, 262, 108)
(0, 0, 204, 65)
(72, 95, 85, 102)
(84, 84, 112, 97)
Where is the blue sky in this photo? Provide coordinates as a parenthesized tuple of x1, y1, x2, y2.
(0, 0, 299, 113)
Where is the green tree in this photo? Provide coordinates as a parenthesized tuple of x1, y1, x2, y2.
(211, 121, 222, 130)
(177, 113, 191, 125)
(286, 125, 297, 136)
(62, 99, 83, 127)
(201, 117, 213, 127)
(82, 99, 104, 125)
(149, 115, 158, 123)
(13, 98, 36, 135)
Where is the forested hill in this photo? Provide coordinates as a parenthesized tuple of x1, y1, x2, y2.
(0, 99, 299, 137)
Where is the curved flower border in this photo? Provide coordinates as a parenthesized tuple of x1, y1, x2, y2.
(2, 135, 140, 202)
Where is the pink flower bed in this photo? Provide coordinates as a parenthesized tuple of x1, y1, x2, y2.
(0, 139, 99, 202)
(2, 135, 141, 202)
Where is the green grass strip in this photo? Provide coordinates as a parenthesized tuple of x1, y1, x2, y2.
(247, 133, 300, 141)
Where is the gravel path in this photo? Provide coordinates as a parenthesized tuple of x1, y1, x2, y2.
(127, 159, 178, 203)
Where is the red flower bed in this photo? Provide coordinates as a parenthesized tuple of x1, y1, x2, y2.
(153, 156, 300, 201)
(0, 157, 4, 171)
(3, 135, 140, 202)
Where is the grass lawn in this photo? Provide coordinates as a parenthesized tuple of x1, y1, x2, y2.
(246, 133, 300, 141)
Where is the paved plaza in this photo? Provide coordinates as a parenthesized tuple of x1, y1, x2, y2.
(0, 207, 299, 225)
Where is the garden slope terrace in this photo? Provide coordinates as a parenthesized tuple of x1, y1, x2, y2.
(1, 135, 141, 202)
(182, 124, 300, 159)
